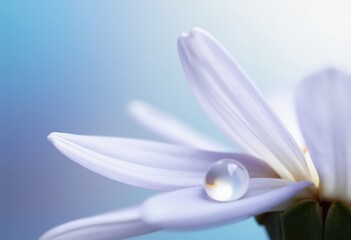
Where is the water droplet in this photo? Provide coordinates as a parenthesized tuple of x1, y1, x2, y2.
(205, 159, 249, 202)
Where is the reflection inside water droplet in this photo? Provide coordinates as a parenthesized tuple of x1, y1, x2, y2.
(205, 159, 249, 202)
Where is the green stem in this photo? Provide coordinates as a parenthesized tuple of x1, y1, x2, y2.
(256, 200, 351, 240)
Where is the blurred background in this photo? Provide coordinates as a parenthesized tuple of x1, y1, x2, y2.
(2, 0, 351, 239)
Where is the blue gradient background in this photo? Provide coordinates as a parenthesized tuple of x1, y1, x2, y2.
(2, 1, 351, 239)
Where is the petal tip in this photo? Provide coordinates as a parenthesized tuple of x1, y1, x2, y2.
(179, 32, 188, 39)
(178, 27, 207, 42)
(324, 66, 339, 73)
(126, 100, 145, 114)
(47, 132, 60, 142)
(177, 27, 211, 58)
(47, 132, 73, 144)
(177, 33, 188, 48)
(318, 67, 343, 77)
(310, 66, 347, 79)
(299, 180, 314, 190)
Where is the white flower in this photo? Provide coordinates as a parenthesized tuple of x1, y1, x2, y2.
(40, 28, 351, 240)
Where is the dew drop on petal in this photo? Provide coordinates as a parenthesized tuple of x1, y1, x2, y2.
(205, 159, 249, 202)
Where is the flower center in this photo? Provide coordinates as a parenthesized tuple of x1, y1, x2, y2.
(204, 159, 249, 202)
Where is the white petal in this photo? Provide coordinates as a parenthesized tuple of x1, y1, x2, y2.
(48, 132, 276, 190)
(296, 68, 351, 202)
(267, 86, 304, 147)
(127, 100, 227, 151)
(141, 180, 312, 229)
(178, 28, 311, 182)
(40, 206, 158, 240)
(268, 87, 320, 185)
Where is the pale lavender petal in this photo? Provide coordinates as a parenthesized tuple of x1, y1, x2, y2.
(40, 207, 158, 240)
(296, 68, 351, 202)
(127, 100, 227, 151)
(141, 179, 312, 229)
(178, 28, 312, 182)
(268, 87, 320, 185)
(48, 132, 276, 190)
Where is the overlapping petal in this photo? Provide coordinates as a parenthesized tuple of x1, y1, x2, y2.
(268, 88, 319, 185)
(43, 28, 327, 240)
(48, 132, 276, 191)
(141, 180, 312, 229)
(177, 28, 312, 182)
(296, 68, 351, 202)
(40, 180, 312, 240)
(127, 100, 226, 151)
(40, 207, 158, 240)
(267, 87, 304, 147)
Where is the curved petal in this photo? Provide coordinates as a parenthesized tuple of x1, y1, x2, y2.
(296, 68, 351, 202)
(268, 87, 319, 185)
(177, 28, 311, 182)
(48, 132, 276, 190)
(40, 206, 158, 240)
(127, 100, 227, 151)
(267, 86, 304, 147)
(141, 179, 312, 229)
